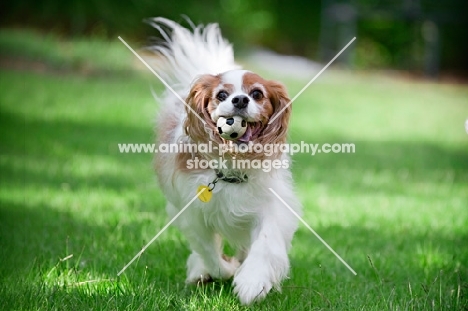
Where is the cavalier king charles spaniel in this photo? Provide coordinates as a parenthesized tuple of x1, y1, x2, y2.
(150, 18, 301, 305)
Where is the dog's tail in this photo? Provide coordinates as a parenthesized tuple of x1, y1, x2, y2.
(146, 17, 240, 91)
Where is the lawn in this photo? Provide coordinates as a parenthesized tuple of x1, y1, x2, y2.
(0, 30, 467, 310)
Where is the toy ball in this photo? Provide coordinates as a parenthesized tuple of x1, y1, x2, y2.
(217, 116, 247, 140)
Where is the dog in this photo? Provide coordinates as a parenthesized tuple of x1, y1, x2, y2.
(150, 17, 301, 305)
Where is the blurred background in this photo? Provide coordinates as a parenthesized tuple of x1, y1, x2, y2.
(2, 0, 468, 78)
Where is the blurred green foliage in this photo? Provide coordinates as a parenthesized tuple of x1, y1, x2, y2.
(2, 0, 468, 74)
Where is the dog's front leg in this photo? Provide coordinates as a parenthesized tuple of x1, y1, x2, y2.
(168, 202, 240, 284)
(233, 200, 297, 305)
(184, 231, 240, 283)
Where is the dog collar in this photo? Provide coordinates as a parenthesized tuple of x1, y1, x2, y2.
(214, 169, 248, 184)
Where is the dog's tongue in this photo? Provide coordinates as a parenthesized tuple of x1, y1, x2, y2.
(238, 123, 262, 142)
(238, 126, 252, 142)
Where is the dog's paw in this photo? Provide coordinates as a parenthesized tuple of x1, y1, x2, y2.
(186, 252, 211, 284)
(186, 253, 240, 283)
(233, 267, 273, 305)
(186, 273, 213, 285)
(218, 254, 240, 279)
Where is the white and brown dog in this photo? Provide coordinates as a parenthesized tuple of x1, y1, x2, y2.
(151, 18, 301, 305)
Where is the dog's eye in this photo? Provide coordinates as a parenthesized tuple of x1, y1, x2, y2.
(250, 90, 263, 100)
(216, 91, 229, 101)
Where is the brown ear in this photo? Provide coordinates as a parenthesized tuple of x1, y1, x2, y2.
(183, 74, 221, 144)
(259, 81, 291, 145)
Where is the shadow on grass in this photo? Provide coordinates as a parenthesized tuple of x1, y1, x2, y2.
(291, 226, 468, 281)
(0, 109, 181, 280)
(290, 135, 468, 179)
(0, 109, 154, 190)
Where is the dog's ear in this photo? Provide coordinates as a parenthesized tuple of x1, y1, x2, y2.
(183, 74, 221, 143)
(260, 81, 291, 145)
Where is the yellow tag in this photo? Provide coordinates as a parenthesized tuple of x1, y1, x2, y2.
(197, 185, 212, 203)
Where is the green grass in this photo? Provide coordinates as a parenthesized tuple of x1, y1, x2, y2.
(0, 29, 135, 73)
(1, 29, 467, 310)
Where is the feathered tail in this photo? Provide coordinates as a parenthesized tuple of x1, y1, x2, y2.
(146, 17, 240, 91)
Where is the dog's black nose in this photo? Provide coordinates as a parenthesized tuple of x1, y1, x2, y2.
(232, 95, 249, 109)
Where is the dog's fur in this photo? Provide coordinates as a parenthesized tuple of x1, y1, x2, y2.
(151, 18, 301, 305)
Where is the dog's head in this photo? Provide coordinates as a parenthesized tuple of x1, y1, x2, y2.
(183, 69, 291, 152)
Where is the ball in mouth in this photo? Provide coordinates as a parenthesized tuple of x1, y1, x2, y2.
(217, 116, 247, 140)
